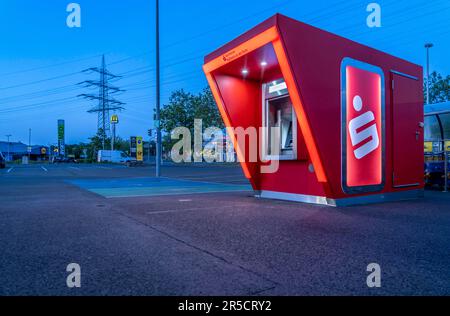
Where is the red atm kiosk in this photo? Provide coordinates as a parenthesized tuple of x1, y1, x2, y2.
(203, 14, 424, 206)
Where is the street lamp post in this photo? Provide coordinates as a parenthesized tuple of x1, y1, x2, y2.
(425, 43, 434, 105)
(155, 0, 162, 177)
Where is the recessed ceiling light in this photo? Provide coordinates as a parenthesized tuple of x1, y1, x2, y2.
(241, 69, 249, 75)
(260, 61, 268, 67)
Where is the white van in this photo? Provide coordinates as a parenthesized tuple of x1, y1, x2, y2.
(97, 150, 136, 164)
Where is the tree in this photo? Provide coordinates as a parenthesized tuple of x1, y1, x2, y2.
(81, 128, 111, 161)
(159, 87, 224, 149)
(64, 133, 132, 163)
(194, 87, 224, 128)
(160, 89, 195, 133)
(160, 87, 224, 131)
(113, 137, 131, 154)
(424, 71, 450, 104)
(66, 143, 88, 159)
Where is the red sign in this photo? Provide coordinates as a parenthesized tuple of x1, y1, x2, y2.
(342, 59, 384, 192)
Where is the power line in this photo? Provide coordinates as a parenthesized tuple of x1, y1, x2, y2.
(336, 0, 450, 40)
(0, 72, 79, 91)
(1, 1, 448, 119)
(0, 96, 78, 114)
(0, 54, 104, 78)
(158, 0, 295, 51)
(0, 55, 203, 109)
(0, 1, 334, 96)
(0, 85, 79, 104)
(0, 52, 155, 93)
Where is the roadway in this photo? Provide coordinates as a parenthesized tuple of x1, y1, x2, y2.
(0, 163, 449, 295)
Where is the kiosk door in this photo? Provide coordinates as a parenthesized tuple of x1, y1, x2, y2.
(392, 72, 423, 188)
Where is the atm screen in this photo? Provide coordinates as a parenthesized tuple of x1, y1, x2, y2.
(263, 79, 297, 160)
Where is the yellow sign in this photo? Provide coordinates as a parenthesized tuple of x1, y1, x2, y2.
(136, 136, 144, 161)
(41, 147, 47, 155)
(445, 141, 450, 152)
(111, 115, 119, 124)
(424, 142, 433, 153)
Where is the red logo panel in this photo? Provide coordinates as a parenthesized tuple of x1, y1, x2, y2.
(343, 64, 383, 189)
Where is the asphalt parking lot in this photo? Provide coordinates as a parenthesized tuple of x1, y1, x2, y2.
(0, 162, 449, 295)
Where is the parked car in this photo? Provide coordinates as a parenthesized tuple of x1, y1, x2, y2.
(52, 157, 78, 164)
(52, 157, 62, 163)
(62, 157, 78, 163)
(0, 152, 6, 169)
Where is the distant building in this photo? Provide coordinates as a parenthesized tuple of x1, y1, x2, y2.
(0, 141, 49, 161)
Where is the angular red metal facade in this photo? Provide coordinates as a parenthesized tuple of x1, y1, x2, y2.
(204, 14, 424, 205)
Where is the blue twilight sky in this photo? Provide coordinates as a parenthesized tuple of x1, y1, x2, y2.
(0, 0, 449, 145)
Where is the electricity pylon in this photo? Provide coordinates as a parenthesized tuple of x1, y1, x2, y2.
(78, 55, 125, 150)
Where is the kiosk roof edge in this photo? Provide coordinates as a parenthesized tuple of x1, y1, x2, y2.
(204, 14, 280, 64)
(204, 13, 422, 70)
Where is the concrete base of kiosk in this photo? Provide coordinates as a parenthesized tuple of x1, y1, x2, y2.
(255, 189, 424, 207)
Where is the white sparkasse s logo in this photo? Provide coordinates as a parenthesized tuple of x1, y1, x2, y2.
(348, 95, 380, 159)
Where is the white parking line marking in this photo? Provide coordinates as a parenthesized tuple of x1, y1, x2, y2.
(7, 167, 14, 173)
(41, 166, 48, 172)
(147, 205, 234, 215)
(69, 167, 81, 170)
(178, 174, 244, 179)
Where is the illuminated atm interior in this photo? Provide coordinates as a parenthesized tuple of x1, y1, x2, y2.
(210, 43, 304, 164)
(263, 79, 296, 160)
